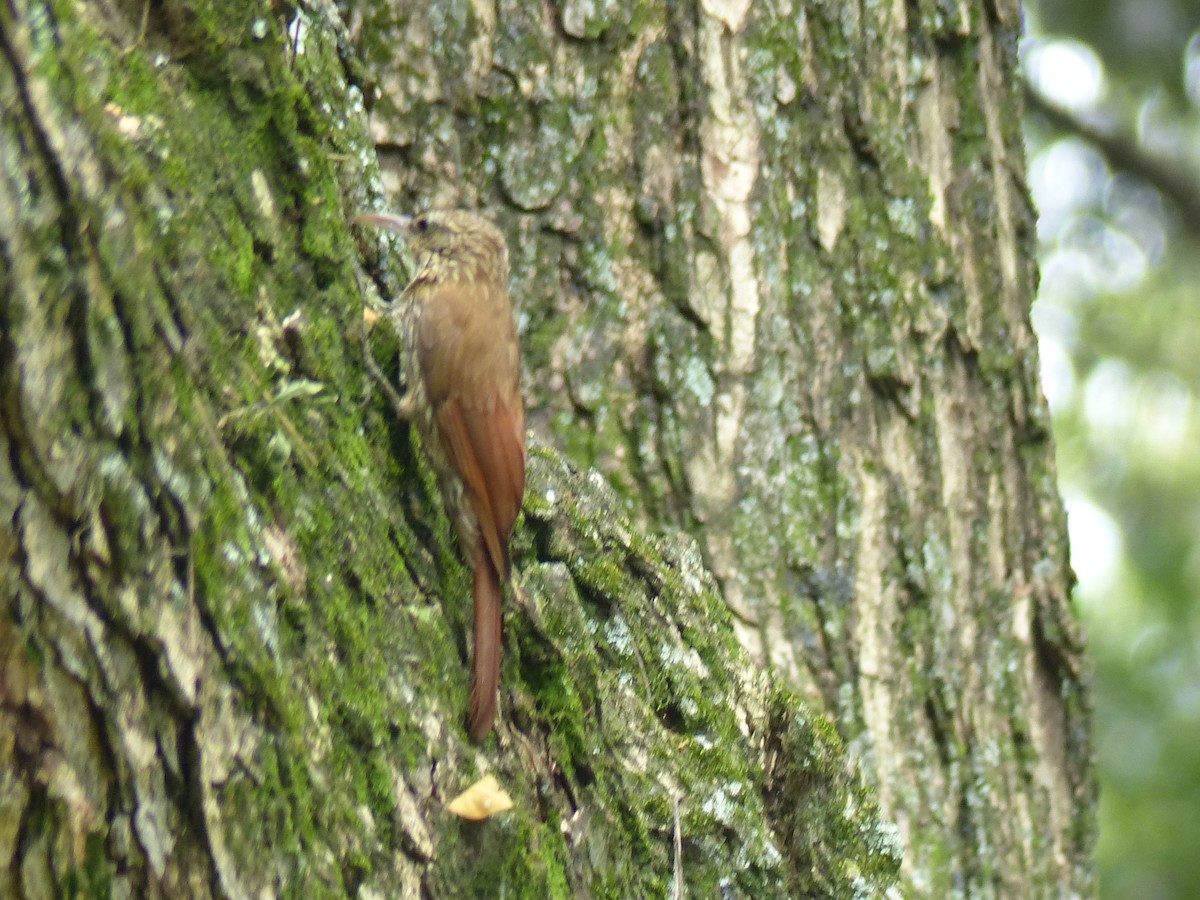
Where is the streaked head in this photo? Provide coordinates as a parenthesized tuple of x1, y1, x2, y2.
(355, 209, 508, 282)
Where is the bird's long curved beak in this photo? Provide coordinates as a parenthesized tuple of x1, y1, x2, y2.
(353, 212, 413, 234)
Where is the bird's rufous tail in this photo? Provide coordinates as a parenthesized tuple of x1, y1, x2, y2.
(467, 547, 503, 740)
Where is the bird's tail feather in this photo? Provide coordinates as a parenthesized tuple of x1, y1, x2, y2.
(467, 549, 503, 740)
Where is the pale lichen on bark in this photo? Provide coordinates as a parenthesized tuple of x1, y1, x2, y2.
(1, 0, 911, 896)
(353, 0, 1093, 895)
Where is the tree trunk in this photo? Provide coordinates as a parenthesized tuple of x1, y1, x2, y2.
(0, 0, 1092, 897)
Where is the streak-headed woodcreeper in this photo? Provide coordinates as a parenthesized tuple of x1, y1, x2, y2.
(356, 209, 526, 740)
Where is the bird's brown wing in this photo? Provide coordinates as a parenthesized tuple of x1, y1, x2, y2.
(416, 278, 524, 739)
(416, 279, 526, 577)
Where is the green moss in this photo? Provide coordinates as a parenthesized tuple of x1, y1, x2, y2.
(10, 0, 1011, 893)
(511, 451, 899, 895)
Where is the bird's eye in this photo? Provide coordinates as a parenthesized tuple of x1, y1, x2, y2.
(415, 216, 430, 233)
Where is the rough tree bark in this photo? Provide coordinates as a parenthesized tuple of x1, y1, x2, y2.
(0, 0, 1092, 897)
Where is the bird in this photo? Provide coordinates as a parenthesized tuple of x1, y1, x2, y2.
(356, 208, 526, 741)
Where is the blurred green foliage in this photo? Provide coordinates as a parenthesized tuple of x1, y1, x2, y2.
(1026, 2, 1200, 897)
(1037, 0, 1196, 96)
